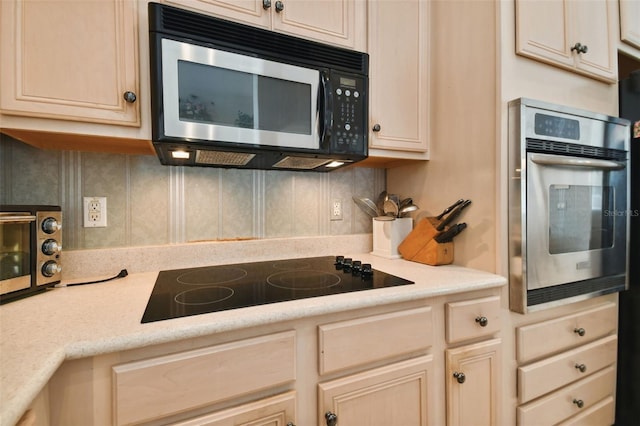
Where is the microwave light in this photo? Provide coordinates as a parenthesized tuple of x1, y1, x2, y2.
(326, 161, 344, 168)
(171, 150, 191, 160)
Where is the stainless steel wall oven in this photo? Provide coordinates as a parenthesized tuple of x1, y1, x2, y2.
(508, 98, 630, 313)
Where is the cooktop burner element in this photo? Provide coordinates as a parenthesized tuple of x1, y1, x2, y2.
(142, 256, 414, 323)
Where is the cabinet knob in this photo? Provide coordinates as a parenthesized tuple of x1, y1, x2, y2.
(123, 91, 137, 103)
(575, 363, 587, 373)
(275, 0, 284, 12)
(570, 42, 588, 54)
(372, 123, 381, 132)
(574, 327, 586, 337)
(286, 423, 296, 426)
(325, 411, 337, 426)
(453, 371, 466, 384)
(573, 399, 584, 409)
(475, 316, 488, 327)
(263, 0, 271, 9)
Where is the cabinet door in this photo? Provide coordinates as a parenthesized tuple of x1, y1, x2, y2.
(162, 0, 271, 29)
(620, 0, 640, 50)
(319, 356, 433, 426)
(446, 339, 501, 426)
(169, 391, 296, 426)
(515, 0, 616, 82)
(368, 0, 429, 153)
(273, 0, 365, 50)
(570, 0, 616, 81)
(0, 0, 140, 125)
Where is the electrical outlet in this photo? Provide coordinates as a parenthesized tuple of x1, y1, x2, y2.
(83, 197, 107, 227)
(331, 199, 343, 221)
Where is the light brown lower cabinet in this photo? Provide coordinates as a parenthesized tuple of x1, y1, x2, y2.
(168, 391, 296, 426)
(318, 355, 433, 426)
(445, 339, 502, 426)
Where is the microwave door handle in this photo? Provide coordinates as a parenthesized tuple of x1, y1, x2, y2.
(319, 71, 333, 145)
(530, 154, 626, 171)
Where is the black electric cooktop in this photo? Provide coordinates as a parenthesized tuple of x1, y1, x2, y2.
(142, 256, 414, 323)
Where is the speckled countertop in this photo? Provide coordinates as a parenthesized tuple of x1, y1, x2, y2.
(0, 236, 506, 426)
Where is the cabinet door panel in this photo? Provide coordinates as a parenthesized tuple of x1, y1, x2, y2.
(162, 0, 271, 29)
(319, 356, 432, 426)
(571, 0, 616, 79)
(169, 391, 296, 426)
(368, 0, 429, 153)
(446, 339, 501, 426)
(620, 0, 640, 49)
(515, 0, 572, 67)
(0, 0, 139, 125)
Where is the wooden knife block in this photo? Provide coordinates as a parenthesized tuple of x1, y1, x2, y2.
(397, 217, 454, 266)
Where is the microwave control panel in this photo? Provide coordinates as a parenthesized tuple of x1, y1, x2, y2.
(330, 73, 367, 155)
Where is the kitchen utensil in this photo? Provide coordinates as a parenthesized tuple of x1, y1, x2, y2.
(383, 199, 399, 217)
(435, 223, 467, 243)
(398, 202, 419, 217)
(436, 199, 472, 231)
(352, 196, 379, 218)
(376, 191, 388, 214)
(435, 199, 465, 220)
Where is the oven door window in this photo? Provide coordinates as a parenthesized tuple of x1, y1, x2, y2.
(0, 219, 32, 293)
(548, 184, 614, 254)
(161, 38, 319, 150)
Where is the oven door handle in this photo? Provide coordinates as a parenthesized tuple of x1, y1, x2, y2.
(0, 214, 36, 224)
(530, 154, 626, 170)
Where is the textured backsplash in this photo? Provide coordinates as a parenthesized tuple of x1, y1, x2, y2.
(0, 134, 384, 250)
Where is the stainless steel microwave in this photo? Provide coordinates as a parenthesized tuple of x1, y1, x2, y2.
(508, 98, 630, 313)
(148, 3, 369, 172)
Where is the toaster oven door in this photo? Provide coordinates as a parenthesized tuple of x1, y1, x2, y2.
(526, 152, 628, 290)
(0, 213, 34, 295)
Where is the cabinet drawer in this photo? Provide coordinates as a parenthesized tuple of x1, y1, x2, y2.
(446, 296, 500, 344)
(112, 331, 296, 426)
(319, 307, 432, 375)
(556, 396, 615, 426)
(517, 366, 616, 425)
(518, 335, 617, 404)
(516, 302, 617, 363)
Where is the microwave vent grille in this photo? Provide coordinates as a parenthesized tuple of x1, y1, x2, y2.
(155, 4, 367, 73)
(196, 150, 255, 166)
(273, 157, 331, 170)
(526, 138, 627, 160)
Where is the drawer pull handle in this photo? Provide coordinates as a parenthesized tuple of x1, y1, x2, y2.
(475, 316, 488, 327)
(574, 327, 586, 336)
(573, 399, 584, 408)
(325, 411, 338, 426)
(575, 363, 587, 373)
(453, 371, 466, 384)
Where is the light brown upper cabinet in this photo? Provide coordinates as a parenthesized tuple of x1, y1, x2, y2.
(0, 0, 140, 126)
(367, 0, 430, 157)
(515, 0, 617, 83)
(162, 0, 366, 51)
(620, 0, 640, 50)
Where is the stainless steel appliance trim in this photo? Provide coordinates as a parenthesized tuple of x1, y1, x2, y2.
(161, 38, 320, 150)
(529, 154, 626, 170)
(0, 214, 36, 223)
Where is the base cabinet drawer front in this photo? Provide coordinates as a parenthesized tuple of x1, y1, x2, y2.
(318, 307, 433, 375)
(445, 296, 501, 344)
(516, 302, 617, 363)
(112, 331, 296, 426)
(517, 366, 616, 426)
(318, 356, 433, 426)
(556, 396, 615, 426)
(446, 339, 502, 426)
(169, 391, 296, 426)
(517, 335, 617, 404)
